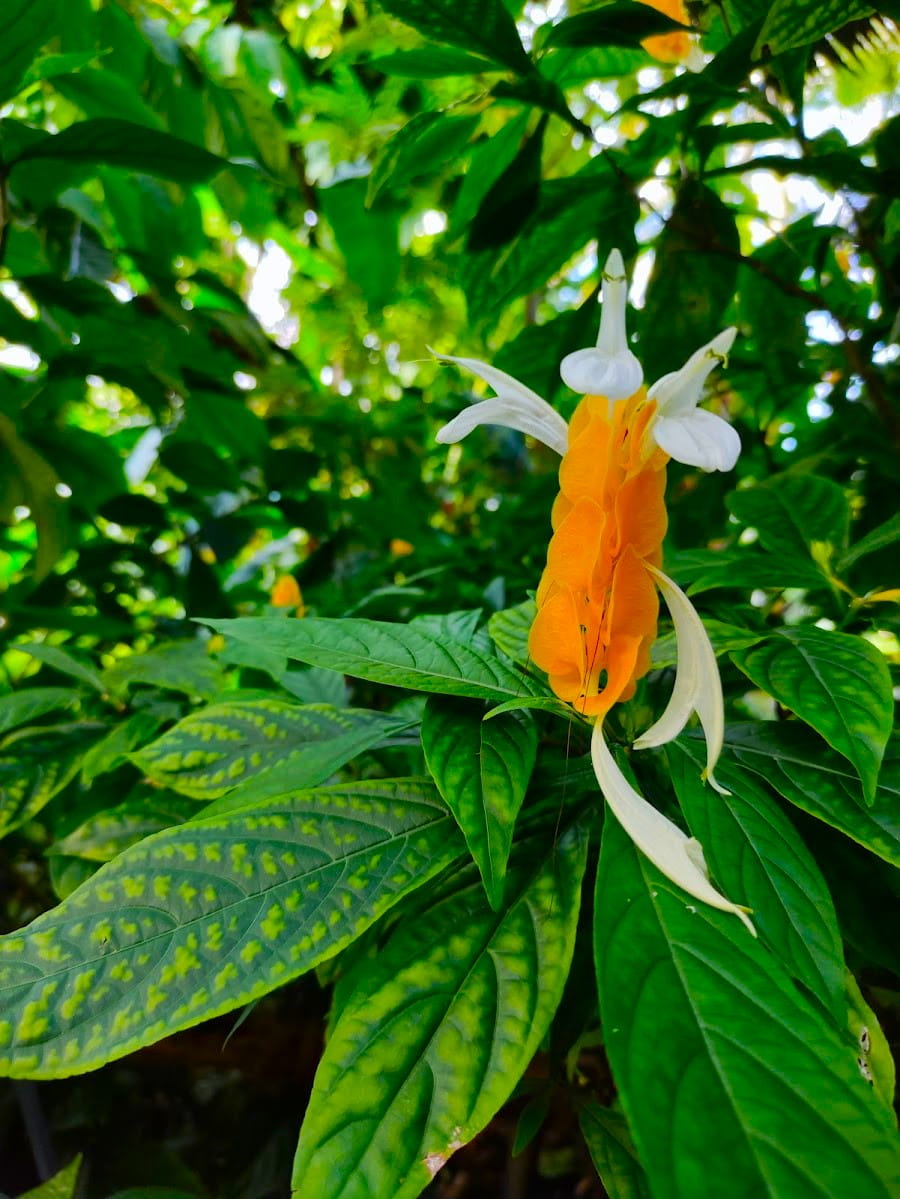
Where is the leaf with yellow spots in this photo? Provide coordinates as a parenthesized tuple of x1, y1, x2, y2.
(203, 616, 543, 702)
(50, 789, 198, 863)
(292, 818, 588, 1199)
(0, 779, 465, 1078)
(132, 698, 410, 800)
(0, 722, 107, 840)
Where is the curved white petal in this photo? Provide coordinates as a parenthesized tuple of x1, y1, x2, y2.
(559, 248, 643, 400)
(652, 409, 741, 472)
(648, 326, 737, 419)
(592, 722, 755, 933)
(634, 565, 728, 794)
(560, 346, 643, 400)
(433, 351, 568, 455)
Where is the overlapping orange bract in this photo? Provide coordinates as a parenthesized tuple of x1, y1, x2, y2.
(529, 390, 668, 718)
(639, 0, 692, 64)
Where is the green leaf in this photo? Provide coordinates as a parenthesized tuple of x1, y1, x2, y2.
(0, 779, 464, 1078)
(540, 3, 686, 50)
(463, 170, 637, 322)
(0, 723, 104, 839)
(577, 1103, 652, 1199)
(321, 178, 400, 309)
(727, 473, 850, 562)
(665, 548, 828, 595)
(756, 0, 875, 57)
(595, 814, 900, 1199)
(377, 0, 532, 74)
(640, 180, 740, 377)
(10, 119, 232, 184)
(203, 617, 540, 702)
(368, 112, 480, 204)
(732, 628, 893, 804)
(839, 511, 900, 572)
(0, 413, 68, 581)
(650, 617, 763, 670)
(133, 699, 405, 799)
(14, 643, 107, 694)
(102, 641, 227, 700)
(452, 113, 529, 235)
(19, 1155, 82, 1199)
(291, 820, 588, 1199)
(667, 740, 847, 1020)
(723, 724, 900, 867)
(81, 711, 165, 784)
(51, 791, 198, 863)
(0, 687, 81, 735)
(422, 696, 537, 907)
(366, 47, 500, 77)
(0, 0, 59, 105)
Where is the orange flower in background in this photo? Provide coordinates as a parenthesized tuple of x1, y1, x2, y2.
(271, 574, 306, 616)
(639, 0, 693, 64)
(435, 250, 753, 932)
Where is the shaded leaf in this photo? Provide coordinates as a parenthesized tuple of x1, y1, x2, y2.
(377, 0, 532, 74)
(102, 642, 227, 700)
(11, 118, 232, 184)
(368, 113, 480, 204)
(541, 3, 686, 50)
(0, 687, 81, 736)
(14, 643, 107, 694)
(0, 0, 59, 105)
(640, 180, 740, 376)
(577, 1103, 652, 1199)
(0, 723, 104, 838)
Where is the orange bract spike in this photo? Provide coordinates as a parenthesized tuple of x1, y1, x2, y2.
(529, 389, 668, 718)
(638, 0, 693, 63)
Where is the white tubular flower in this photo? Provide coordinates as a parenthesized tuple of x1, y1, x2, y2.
(634, 564, 728, 795)
(433, 352, 568, 456)
(592, 722, 755, 934)
(560, 248, 644, 400)
(648, 327, 740, 471)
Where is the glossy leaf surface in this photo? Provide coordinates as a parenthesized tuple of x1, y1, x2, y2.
(292, 821, 588, 1199)
(0, 780, 464, 1077)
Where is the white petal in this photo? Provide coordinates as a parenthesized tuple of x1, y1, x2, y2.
(558, 248, 643, 400)
(592, 722, 754, 933)
(433, 352, 568, 455)
(559, 347, 643, 400)
(648, 326, 736, 419)
(634, 565, 728, 794)
(653, 409, 741, 472)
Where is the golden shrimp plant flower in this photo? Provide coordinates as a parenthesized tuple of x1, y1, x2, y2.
(435, 249, 753, 933)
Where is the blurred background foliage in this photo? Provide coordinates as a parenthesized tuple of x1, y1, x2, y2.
(0, 0, 898, 1195)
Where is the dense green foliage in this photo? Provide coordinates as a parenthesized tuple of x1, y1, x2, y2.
(1, 1, 898, 1196)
